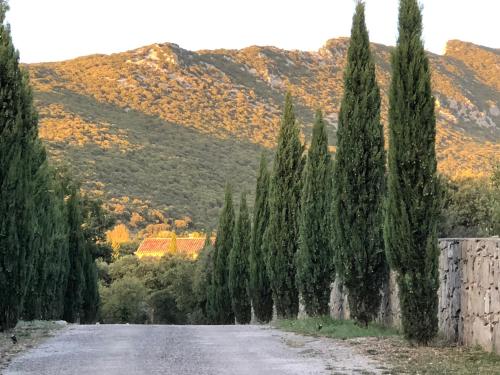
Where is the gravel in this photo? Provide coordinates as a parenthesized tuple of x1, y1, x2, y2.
(3, 324, 386, 374)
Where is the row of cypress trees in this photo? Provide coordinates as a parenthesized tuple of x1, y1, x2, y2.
(0, 2, 100, 330)
(207, 180, 273, 324)
(206, 0, 439, 344)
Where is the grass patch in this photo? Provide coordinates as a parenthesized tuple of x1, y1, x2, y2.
(274, 316, 500, 374)
(274, 316, 399, 340)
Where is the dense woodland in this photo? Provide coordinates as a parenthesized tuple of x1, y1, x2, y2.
(0, 0, 498, 350)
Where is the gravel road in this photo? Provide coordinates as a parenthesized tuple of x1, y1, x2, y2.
(3, 325, 386, 375)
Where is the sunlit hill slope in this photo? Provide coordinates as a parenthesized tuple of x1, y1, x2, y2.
(27, 39, 500, 230)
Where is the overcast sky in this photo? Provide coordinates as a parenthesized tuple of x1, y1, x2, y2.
(6, 0, 500, 63)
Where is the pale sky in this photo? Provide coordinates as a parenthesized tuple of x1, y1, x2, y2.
(6, 0, 500, 63)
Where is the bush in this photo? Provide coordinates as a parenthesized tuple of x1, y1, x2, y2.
(99, 253, 205, 324)
(99, 277, 149, 323)
(439, 176, 499, 237)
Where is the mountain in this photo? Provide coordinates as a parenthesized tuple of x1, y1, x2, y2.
(27, 39, 500, 230)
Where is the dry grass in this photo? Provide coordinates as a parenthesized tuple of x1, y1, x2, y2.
(276, 317, 500, 374)
(0, 321, 66, 371)
(350, 336, 500, 375)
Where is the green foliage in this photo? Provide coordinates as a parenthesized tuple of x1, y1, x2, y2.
(59, 181, 104, 324)
(99, 276, 150, 324)
(275, 316, 398, 339)
(267, 93, 304, 319)
(116, 241, 140, 258)
(81, 197, 114, 262)
(297, 110, 334, 316)
(0, 4, 67, 328)
(23, 163, 66, 321)
(78, 192, 112, 323)
(81, 249, 99, 324)
(96, 258, 111, 285)
(193, 235, 214, 323)
(492, 164, 500, 235)
(108, 255, 141, 281)
(0, 4, 112, 328)
(211, 185, 235, 324)
(100, 254, 201, 324)
(229, 193, 252, 324)
(63, 188, 86, 323)
(439, 175, 499, 237)
(35, 89, 268, 231)
(332, 3, 387, 325)
(40, 172, 70, 320)
(385, 0, 440, 344)
(249, 154, 273, 323)
(162, 257, 197, 318)
(148, 289, 184, 324)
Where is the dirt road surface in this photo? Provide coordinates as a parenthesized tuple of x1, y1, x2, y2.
(3, 325, 387, 375)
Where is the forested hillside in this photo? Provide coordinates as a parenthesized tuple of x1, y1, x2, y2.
(27, 39, 500, 229)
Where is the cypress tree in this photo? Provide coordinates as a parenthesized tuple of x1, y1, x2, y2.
(23, 151, 55, 320)
(267, 93, 304, 319)
(249, 154, 273, 323)
(41, 171, 70, 320)
(80, 193, 110, 323)
(211, 185, 235, 324)
(0, 2, 43, 329)
(63, 188, 86, 323)
(81, 247, 99, 324)
(332, 2, 387, 326)
(229, 193, 252, 324)
(206, 279, 216, 324)
(194, 234, 214, 322)
(385, 0, 440, 343)
(204, 234, 217, 323)
(80, 196, 114, 262)
(297, 110, 334, 316)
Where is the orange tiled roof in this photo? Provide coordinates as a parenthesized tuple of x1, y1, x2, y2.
(135, 237, 214, 259)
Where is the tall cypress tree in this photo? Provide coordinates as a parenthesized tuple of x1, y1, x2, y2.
(23, 150, 55, 321)
(385, 0, 440, 343)
(229, 193, 251, 324)
(204, 235, 217, 324)
(0, 2, 43, 330)
(81, 246, 99, 324)
(63, 188, 86, 323)
(332, 2, 387, 326)
(297, 110, 334, 316)
(194, 234, 214, 322)
(249, 154, 273, 323)
(212, 185, 235, 324)
(267, 93, 304, 319)
(41, 170, 70, 320)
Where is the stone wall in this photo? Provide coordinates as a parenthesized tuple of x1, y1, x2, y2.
(441, 238, 500, 353)
(329, 238, 500, 354)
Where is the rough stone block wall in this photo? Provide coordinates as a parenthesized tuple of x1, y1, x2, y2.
(329, 272, 400, 328)
(329, 238, 500, 355)
(445, 238, 500, 353)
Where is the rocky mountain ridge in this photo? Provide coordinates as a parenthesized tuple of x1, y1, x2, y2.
(27, 38, 499, 229)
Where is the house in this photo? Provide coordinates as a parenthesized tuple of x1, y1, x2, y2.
(135, 237, 214, 259)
